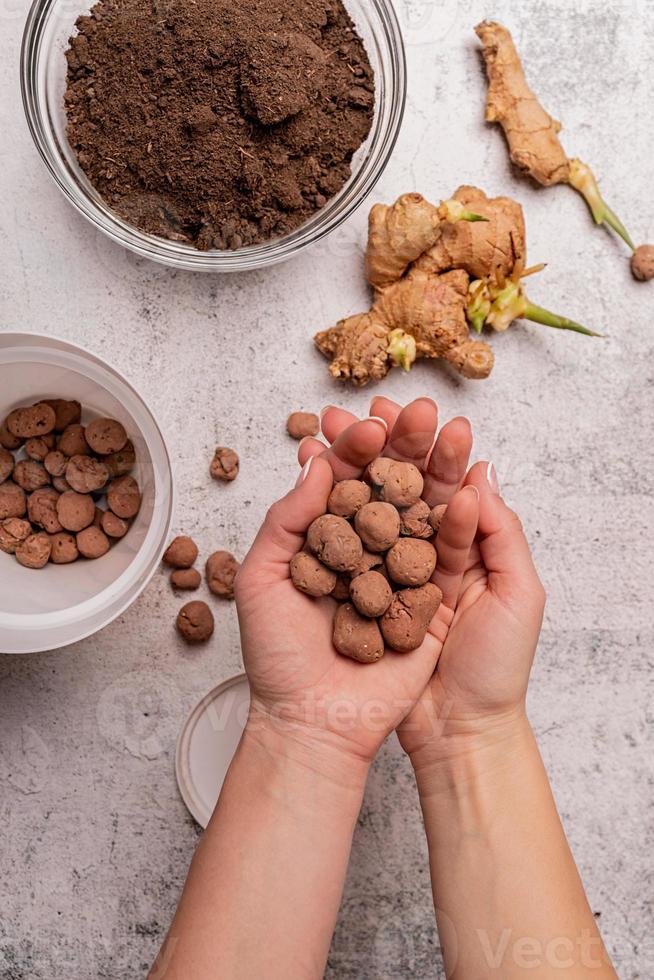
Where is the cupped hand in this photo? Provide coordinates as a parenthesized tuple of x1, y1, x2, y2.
(234, 401, 479, 771)
(309, 397, 546, 775)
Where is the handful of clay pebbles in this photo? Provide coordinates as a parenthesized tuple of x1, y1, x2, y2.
(0, 399, 141, 569)
(290, 458, 446, 663)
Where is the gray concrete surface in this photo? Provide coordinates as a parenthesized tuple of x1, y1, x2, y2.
(1, 0, 653, 976)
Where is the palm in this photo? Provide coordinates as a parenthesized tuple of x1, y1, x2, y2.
(237, 574, 450, 760)
(398, 526, 545, 757)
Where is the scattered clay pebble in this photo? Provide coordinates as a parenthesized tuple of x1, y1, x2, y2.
(104, 440, 135, 477)
(24, 435, 55, 461)
(13, 460, 51, 492)
(206, 550, 240, 599)
(290, 551, 337, 597)
(58, 424, 90, 457)
(380, 583, 443, 653)
(101, 511, 129, 539)
(286, 412, 320, 440)
(399, 499, 432, 539)
(163, 535, 199, 569)
(176, 601, 215, 644)
(0, 421, 23, 451)
(86, 417, 128, 455)
(77, 526, 111, 559)
(65, 454, 109, 493)
(350, 570, 392, 618)
(0, 518, 32, 554)
(327, 479, 371, 518)
(107, 475, 141, 519)
(28, 488, 64, 534)
(44, 399, 81, 431)
(333, 603, 385, 664)
(15, 531, 52, 569)
(171, 568, 202, 590)
(386, 538, 437, 587)
(0, 446, 14, 483)
(57, 490, 95, 532)
(354, 502, 400, 553)
(428, 503, 447, 534)
(0, 482, 27, 520)
(306, 514, 363, 572)
(6, 403, 56, 439)
(0, 397, 139, 570)
(631, 244, 654, 281)
(44, 451, 68, 477)
(210, 447, 239, 482)
(49, 531, 79, 564)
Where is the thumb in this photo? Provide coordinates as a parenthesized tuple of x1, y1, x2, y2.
(242, 455, 334, 580)
(464, 461, 544, 603)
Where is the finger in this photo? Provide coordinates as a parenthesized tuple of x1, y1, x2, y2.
(298, 436, 327, 467)
(423, 416, 474, 507)
(432, 485, 480, 608)
(320, 406, 359, 444)
(369, 395, 402, 432)
(303, 417, 388, 481)
(242, 456, 334, 577)
(464, 461, 543, 599)
(384, 397, 439, 467)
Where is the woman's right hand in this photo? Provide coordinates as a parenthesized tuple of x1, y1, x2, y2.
(397, 455, 546, 777)
(310, 396, 546, 779)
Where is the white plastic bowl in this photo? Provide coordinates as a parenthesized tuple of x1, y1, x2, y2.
(0, 332, 174, 654)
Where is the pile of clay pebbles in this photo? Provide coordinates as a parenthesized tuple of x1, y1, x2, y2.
(290, 457, 447, 663)
(0, 399, 140, 568)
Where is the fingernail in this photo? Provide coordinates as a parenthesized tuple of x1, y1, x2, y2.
(295, 456, 313, 487)
(298, 435, 314, 450)
(486, 461, 499, 493)
(365, 415, 388, 434)
(463, 484, 479, 500)
(320, 405, 336, 423)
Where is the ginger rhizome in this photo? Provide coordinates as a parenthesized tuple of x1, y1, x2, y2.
(314, 186, 596, 385)
(475, 19, 652, 272)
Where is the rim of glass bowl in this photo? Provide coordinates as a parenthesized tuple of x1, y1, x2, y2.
(20, 0, 407, 272)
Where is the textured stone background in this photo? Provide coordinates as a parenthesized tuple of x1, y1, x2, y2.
(1, 0, 653, 977)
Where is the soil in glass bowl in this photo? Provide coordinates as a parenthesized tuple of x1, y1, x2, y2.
(63, 0, 375, 251)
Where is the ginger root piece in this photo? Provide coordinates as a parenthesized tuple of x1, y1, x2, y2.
(475, 21, 569, 187)
(475, 20, 637, 255)
(315, 267, 495, 385)
(366, 194, 443, 290)
(413, 186, 525, 282)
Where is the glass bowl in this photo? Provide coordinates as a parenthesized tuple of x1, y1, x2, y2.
(21, 0, 406, 272)
(0, 332, 174, 654)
